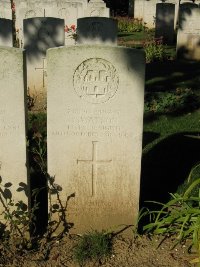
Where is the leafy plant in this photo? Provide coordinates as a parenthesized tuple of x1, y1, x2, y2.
(116, 17, 145, 33)
(143, 164, 200, 264)
(73, 230, 113, 265)
(143, 37, 167, 63)
(144, 88, 200, 115)
(0, 177, 40, 252)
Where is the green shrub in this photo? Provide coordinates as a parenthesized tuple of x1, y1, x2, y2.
(142, 164, 200, 265)
(143, 37, 167, 63)
(144, 88, 199, 114)
(117, 17, 145, 32)
(73, 231, 112, 265)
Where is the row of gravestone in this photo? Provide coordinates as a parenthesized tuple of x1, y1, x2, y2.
(133, 0, 200, 28)
(0, 0, 110, 46)
(151, 3, 200, 60)
(0, 14, 117, 112)
(0, 42, 145, 235)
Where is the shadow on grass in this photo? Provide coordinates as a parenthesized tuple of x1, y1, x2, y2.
(146, 60, 200, 92)
(140, 132, 200, 212)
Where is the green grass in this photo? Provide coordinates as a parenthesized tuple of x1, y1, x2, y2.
(118, 31, 154, 42)
(73, 231, 112, 265)
(143, 110, 200, 153)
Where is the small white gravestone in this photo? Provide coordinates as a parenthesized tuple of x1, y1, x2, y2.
(143, 0, 158, 28)
(54, 0, 88, 45)
(47, 45, 145, 234)
(0, 19, 13, 47)
(0, 47, 28, 217)
(24, 17, 64, 111)
(85, 0, 110, 17)
(0, 0, 12, 19)
(155, 3, 175, 44)
(77, 17, 117, 45)
(177, 3, 200, 60)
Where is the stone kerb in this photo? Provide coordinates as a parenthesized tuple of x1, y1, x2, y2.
(76, 17, 117, 45)
(47, 45, 145, 234)
(155, 3, 175, 44)
(24, 17, 64, 111)
(0, 46, 28, 218)
(0, 18, 13, 47)
(85, 0, 110, 17)
(177, 3, 200, 60)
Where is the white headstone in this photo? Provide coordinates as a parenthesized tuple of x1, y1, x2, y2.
(0, 0, 12, 19)
(177, 3, 200, 60)
(85, 0, 110, 17)
(24, 17, 64, 111)
(55, 0, 88, 45)
(77, 17, 117, 45)
(47, 45, 145, 234)
(155, 3, 175, 44)
(134, 0, 179, 29)
(14, 0, 88, 46)
(0, 47, 28, 216)
(0, 19, 13, 47)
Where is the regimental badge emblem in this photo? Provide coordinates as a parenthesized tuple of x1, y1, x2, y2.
(73, 58, 119, 104)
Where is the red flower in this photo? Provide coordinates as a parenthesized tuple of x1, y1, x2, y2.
(70, 24, 76, 32)
(11, 2, 15, 12)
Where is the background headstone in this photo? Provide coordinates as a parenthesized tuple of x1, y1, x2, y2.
(47, 45, 145, 234)
(24, 17, 64, 111)
(85, 0, 110, 17)
(0, 47, 28, 217)
(0, 19, 13, 47)
(155, 3, 175, 44)
(0, 0, 12, 19)
(142, 0, 158, 29)
(177, 3, 200, 60)
(15, 0, 88, 46)
(77, 17, 117, 45)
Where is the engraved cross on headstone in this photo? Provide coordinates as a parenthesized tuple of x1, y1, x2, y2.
(77, 141, 112, 196)
(35, 58, 47, 88)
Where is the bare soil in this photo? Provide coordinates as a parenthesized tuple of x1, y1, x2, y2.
(0, 234, 196, 267)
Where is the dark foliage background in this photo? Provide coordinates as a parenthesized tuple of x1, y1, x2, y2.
(104, 0, 129, 16)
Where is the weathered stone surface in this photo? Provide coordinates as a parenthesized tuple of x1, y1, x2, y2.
(77, 17, 117, 45)
(177, 3, 200, 60)
(0, 0, 12, 19)
(85, 0, 110, 17)
(24, 17, 64, 111)
(14, 0, 87, 46)
(47, 45, 145, 234)
(0, 47, 28, 215)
